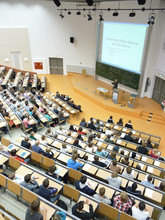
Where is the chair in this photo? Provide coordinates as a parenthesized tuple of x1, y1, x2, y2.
(63, 184, 79, 205)
(97, 202, 119, 220)
(21, 187, 38, 204)
(31, 151, 42, 166)
(0, 174, 7, 187)
(120, 212, 136, 220)
(7, 179, 21, 197)
(1, 137, 10, 147)
(9, 157, 20, 170)
(68, 168, 82, 184)
(41, 156, 55, 170)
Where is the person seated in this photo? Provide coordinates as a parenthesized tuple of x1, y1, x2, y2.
(112, 145, 119, 152)
(117, 118, 123, 126)
(155, 182, 165, 192)
(95, 146, 106, 157)
(133, 137, 142, 145)
(25, 199, 47, 220)
(146, 139, 153, 149)
(76, 175, 95, 195)
(106, 171, 122, 189)
(45, 128, 54, 137)
(138, 143, 149, 155)
(72, 200, 94, 220)
(10, 149, 30, 164)
(87, 121, 96, 130)
(94, 187, 111, 205)
(132, 201, 149, 220)
(70, 100, 82, 112)
(69, 124, 77, 132)
(85, 143, 94, 153)
(32, 140, 44, 154)
(43, 147, 54, 159)
(21, 136, 31, 149)
(126, 182, 142, 197)
(29, 131, 36, 140)
(87, 135, 94, 144)
(67, 152, 83, 170)
(141, 174, 155, 188)
(39, 178, 59, 203)
(107, 116, 114, 124)
(21, 174, 39, 193)
(56, 91, 60, 98)
(120, 150, 125, 155)
(149, 148, 159, 159)
(60, 143, 69, 153)
(94, 119, 101, 127)
(86, 129, 93, 137)
(92, 155, 107, 168)
(123, 131, 133, 142)
(124, 120, 133, 129)
(77, 127, 86, 135)
(105, 127, 113, 136)
(95, 133, 102, 140)
(40, 135, 49, 145)
(131, 152, 137, 159)
(122, 166, 134, 179)
(96, 125, 103, 133)
(108, 152, 116, 160)
(113, 191, 132, 213)
(79, 118, 87, 127)
(109, 160, 121, 173)
(121, 155, 130, 165)
(73, 139, 82, 149)
(23, 113, 37, 132)
(45, 165, 58, 180)
(77, 133, 83, 141)
(104, 134, 114, 144)
(8, 172, 24, 184)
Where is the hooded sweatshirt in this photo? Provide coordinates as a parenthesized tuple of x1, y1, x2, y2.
(67, 159, 83, 170)
(106, 176, 121, 189)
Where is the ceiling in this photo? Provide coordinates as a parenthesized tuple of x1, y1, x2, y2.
(56, 0, 136, 2)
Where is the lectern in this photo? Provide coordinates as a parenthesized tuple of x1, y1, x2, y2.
(112, 89, 123, 104)
(128, 94, 138, 109)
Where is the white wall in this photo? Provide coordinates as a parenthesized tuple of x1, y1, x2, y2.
(0, 0, 165, 97)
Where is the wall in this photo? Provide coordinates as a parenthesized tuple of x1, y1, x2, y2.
(0, 0, 164, 97)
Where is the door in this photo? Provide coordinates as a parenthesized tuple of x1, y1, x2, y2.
(49, 57, 63, 74)
(152, 77, 165, 104)
(11, 52, 22, 69)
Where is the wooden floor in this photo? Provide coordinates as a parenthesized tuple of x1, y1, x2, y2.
(39, 73, 165, 156)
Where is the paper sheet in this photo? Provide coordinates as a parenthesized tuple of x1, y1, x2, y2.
(145, 188, 153, 198)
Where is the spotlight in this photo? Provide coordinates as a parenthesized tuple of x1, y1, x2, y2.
(113, 11, 119, 16)
(107, 8, 111, 11)
(142, 7, 145, 11)
(53, 0, 61, 7)
(77, 11, 81, 15)
(59, 12, 64, 19)
(68, 11, 71, 15)
(129, 11, 136, 17)
(99, 12, 104, 21)
(86, 0, 93, 6)
(87, 12, 92, 21)
(147, 13, 156, 25)
(137, 0, 146, 5)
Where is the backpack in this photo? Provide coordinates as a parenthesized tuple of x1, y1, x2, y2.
(56, 199, 68, 211)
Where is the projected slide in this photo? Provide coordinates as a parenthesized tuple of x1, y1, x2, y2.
(101, 22, 148, 74)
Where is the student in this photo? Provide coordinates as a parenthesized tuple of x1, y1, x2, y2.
(25, 199, 47, 220)
(21, 136, 31, 149)
(38, 179, 60, 203)
(123, 132, 133, 142)
(40, 135, 49, 145)
(45, 165, 58, 179)
(121, 155, 130, 165)
(149, 149, 159, 159)
(85, 143, 94, 153)
(108, 152, 117, 160)
(141, 175, 155, 188)
(124, 120, 133, 129)
(21, 174, 39, 193)
(94, 187, 111, 205)
(60, 143, 69, 153)
(122, 166, 134, 179)
(106, 171, 122, 189)
(8, 172, 24, 184)
(146, 139, 153, 149)
(43, 147, 54, 159)
(45, 128, 54, 137)
(107, 116, 114, 124)
(67, 152, 83, 170)
(77, 127, 86, 135)
(132, 201, 149, 220)
(32, 140, 44, 154)
(112, 79, 118, 90)
(76, 175, 95, 195)
(138, 143, 148, 155)
(69, 124, 77, 132)
(29, 131, 36, 140)
(117, 118, 123, 126)
(126, 182, 142, 197)
(155, 182, 165, 192)
(72, 200, 94, 220)
(23, 113, 36, 132)
(113, 191, 132, 213)
(95, 146, 106, 157)
(87, 121, 96, 130)
(73, 139, 82, 149)
(10, 149, 30, 164)
(92, 155, 107, 168)
(109, 160, 121, 173)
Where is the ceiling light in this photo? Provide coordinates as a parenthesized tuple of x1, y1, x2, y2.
(99, 12, 104, 22)
(77, 11, 81, 15)
(68, 11, 71, 15)
(59, 12, 64, 19)
(53, 0, 61, 7)
(113, 11, 119, 17)
(129, 11, 136, 17)
(86, 0, 93, 6)
(137, 0, 146, 5)
(87, 12, 92, 21)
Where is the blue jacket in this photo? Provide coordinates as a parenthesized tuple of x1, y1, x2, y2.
(67, 159, 83, 170)
(76, 181, 95, 195)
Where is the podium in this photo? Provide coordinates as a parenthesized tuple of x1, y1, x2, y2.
(128, 94, 138, 109)
(112, 89, 123, 104)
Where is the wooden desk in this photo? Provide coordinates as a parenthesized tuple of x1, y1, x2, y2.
(122, 127, 131, 134)
(146, 166, 161, 177)
(127, 181, 145, 193)
(78, 195, 98, 212)
(65, 137, 74, 145)
(126, 143, 137, 150)
(96, 141, 107, 149)
(51, 141, 62, 150)
(95, 169, 110, 180)
(141, 156, 154, 165)
(113, 125, 122, 131)
(40, 201, 55, 220)
(57, 153, 71, 164)
(57, 135, 67, 142)
(133, 162, 146, 172)
(7, 144, 19, 152)
(96, 184, 115, 199)
(120, 177, 128, 188)
(95, 87, 109, 98)
(154, 160, 165, 169)
(138, 173, 146, 182)
(16, 149, 31, 159)
(115, 139, 126, 147)
(0, 121, 6, 128)
(144, 188, 162, 203)
(0, 155, 8, 165)
(82, 163, 98, 175)
(15, 165, 33, 176)
(16, 136, 24, 143)
(55, 164, 68, 178)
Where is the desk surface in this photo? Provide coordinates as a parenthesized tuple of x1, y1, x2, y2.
(96, 183, 115, 199)
(78, 195, 98, 212)
(82, 163, 98, 175)
(17, 149, 31, 159)
(15, 165, 33, 176)
(40, 200, 56, 220)
(0, 155, 8, 165)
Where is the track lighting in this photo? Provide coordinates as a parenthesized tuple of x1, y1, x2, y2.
(129, 11, 136, 17)
(99, 12, 104, 21)
(87, 12, 92, 21)
(68, 11, 71, 15)
(59, 12, 64, 19)
(147, 12, 156, 25)
(53, 0, 61, 7)
(86, 0, 93, 6)
(113, 11, 119, 16)
(77, 11, 81, 15)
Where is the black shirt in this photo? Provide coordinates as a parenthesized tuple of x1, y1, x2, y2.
(72, 203, 94, 220)
(21, 140, 31, 149)
(138, 146, 148, 155)
(126, 186, 141, 197)
(92, 160, 107, 168)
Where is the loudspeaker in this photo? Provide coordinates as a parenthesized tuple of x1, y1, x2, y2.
(86, 0, 93, 6)
(145, 77, 150, 92)
(70, 37, 74, 44)
(53, 0, 61, 7)
(137, 0, 146, 5)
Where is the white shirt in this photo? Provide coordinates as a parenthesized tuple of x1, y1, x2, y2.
(85, 146, 93, 153)
(13, 174, 24, 184)
(132, 206, 149, 220)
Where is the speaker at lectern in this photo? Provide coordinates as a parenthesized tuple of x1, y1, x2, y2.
(112, 89, 123, 104)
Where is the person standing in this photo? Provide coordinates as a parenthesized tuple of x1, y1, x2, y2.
(112, 79, 118, 90)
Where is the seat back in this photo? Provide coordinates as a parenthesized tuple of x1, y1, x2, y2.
(7, 179, 21, 196)
(31, 151, 42, 163)
(63, 184, 79, 202)
(1, 137, 10, 147)
(68, 168, 82, 182)
(9, 157, 20, 170)
(98, 202, 119, 220)
(120, 212, 137, 220)
(42, 156, 54, 170)
(21, 187, 38, 203)
(0, 174, 7, 187)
